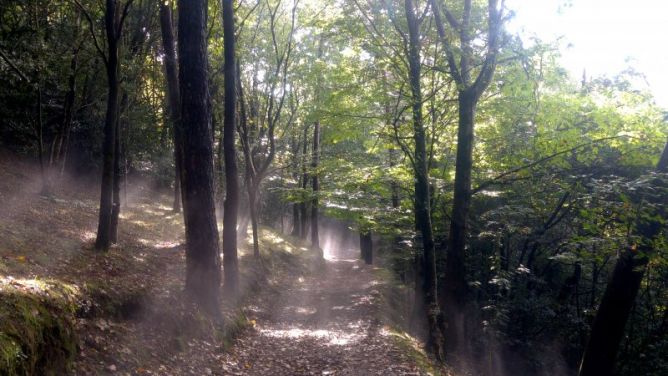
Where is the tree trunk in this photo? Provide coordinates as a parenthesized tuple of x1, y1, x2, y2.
(389, 147, 400, 208)
(360, 230, 372, 265)
(249, 185, 260, 257)
(290, 134, 301, 237)
(222, 0, 239, 296)
(405, 0, 444, 360)
(110, 93, 125, 244)
(177, 0, 222, 316)
(310, 121, 320, 251)
(442, 89, 475, 352)
(36, 84, 49, 195)
(58, 48, 79, 176)
(159, 2, 183, 213)
(300, 123, 309, 239)
(95, 0, 120, 251)
(51, 39, 79, 174)
(291, 200, 300, 237)
(238, 198, 250, 243)
(579, 140, 668, 376)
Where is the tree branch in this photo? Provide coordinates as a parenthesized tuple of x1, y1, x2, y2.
(72, 0, 108, 67)
(0, 48, 30, 83)
(472, 135, 627, 195)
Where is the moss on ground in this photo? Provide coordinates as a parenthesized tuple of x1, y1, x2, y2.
(388, 327, 443, 376)
(373, 266, 450, 375)
(0, 279, 79, 376)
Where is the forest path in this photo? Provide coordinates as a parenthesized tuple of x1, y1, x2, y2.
(217, 246, 425, 375)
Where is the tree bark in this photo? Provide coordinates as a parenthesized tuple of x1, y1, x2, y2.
(431, 0, 503, 355)
(389, 147, 400, 208)
(159, 2, 183, 213)
(310, 121, 320, 251)
(177, 0, 222, 316)
(249, 186, 260, 257)
(579, 140, 668, 376)
(222, 0, 240, 297)
(95, 0, 121, 251)
(360, 230, 372, 265)
(300, 123, 310, 239)
(442, 89, 475, 351)
(290, 135, 301, 237)
(36, 84, 49, 195)
(405, 0, 444, 360)
(291, 199, 300, 236)
(58, 47, 79, 176)
(110, 93, 125, 244)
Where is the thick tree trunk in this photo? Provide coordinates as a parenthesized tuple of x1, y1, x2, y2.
(177, 0, 222, 316)
(310, 121, 320, 251)
(159, 2, 183, 213)
(430, 0, 503, 357)
(442, 89, 476, 352)
(360, 231, 372, 265)
(579, 140, 668, 376)
(222, 0, 239, 296)
(405, 0, 443, 360)
(95, 0, 120, 251)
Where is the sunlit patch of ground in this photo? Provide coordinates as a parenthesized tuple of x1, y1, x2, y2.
(258, 327, 364, 346)
(214, 241, 432, 375)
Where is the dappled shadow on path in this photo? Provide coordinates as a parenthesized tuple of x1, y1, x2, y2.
(216, 244, 424, 375)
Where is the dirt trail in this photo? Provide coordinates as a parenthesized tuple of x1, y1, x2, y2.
(217, 247, 425, 375)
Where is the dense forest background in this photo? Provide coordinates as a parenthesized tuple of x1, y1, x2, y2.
(0, 0, 666, 375)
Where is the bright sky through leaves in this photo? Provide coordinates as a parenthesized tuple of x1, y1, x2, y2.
(507, 0, 668, 108)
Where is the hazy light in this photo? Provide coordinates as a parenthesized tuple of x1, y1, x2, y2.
(258, 327, 363, 346)
(507, 0, 668, 107)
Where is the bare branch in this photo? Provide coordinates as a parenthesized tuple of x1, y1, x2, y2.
(236, 0, 261, 37)
(72, 0, 108, 66)
(0, 48, 30, 83)
(117, 0, 135, 38)
(430, 0, 462, 85)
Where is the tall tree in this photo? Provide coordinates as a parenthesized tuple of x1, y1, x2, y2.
(159, 1, 183, 213)
(579, 139, 668, 376)
(300, 123, 310, 239)
(310, 120, 320, 250)
(290, 130, 301, 237)
(177, 0, 222, 315)
(237, 0, 297, 257)
(49, 12, 82, 177)
(109, 97, 123, 243)
(405, 0, 444, 360)
(431, 0, 504, 352)
(222, 0, 240, 296)
(75, 0, 134, 251)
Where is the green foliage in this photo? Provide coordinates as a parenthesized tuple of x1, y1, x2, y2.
(0, 0, 667, 373)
